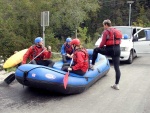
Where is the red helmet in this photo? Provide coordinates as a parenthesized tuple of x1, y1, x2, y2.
(71, 39, 80, 46)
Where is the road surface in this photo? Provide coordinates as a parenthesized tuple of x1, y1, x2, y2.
(0, 53, 150, 113)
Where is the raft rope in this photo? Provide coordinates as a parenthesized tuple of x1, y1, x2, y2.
(16, 57, 110, 85)
(16, 57, 110, 84)
(16, 65, 98, 84)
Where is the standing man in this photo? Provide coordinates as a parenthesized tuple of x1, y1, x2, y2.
(90, 19, 122, 90)
(22, 37, 54, 67)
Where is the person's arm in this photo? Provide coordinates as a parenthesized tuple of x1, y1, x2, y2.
(99, 31, 107, 48)
(61, 44, 66, 55)
(43, 47, 52, 59)
(72, 52, 84, 70)
(22, 47, 32, 64)
(70, 53, 74, 58)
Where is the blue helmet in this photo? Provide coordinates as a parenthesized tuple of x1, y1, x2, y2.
(34, 37, 43, 44)
(123, 34, 129, 39)
(66, 37, 72, 42)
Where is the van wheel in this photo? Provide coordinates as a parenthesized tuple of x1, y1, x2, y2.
(127, 51, 133, 64)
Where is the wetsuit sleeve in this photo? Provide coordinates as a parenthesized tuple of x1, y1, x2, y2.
(99, 31, 107, 48)
(61, 44, 66, 55)
(22, 46, 32, 64)
(43, 48, 52, 59)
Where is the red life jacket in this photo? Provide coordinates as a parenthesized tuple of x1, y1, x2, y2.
(73, 48, 89, 72)
(22, 45, 51, 64)
(106, 28, 122, 46)
(64, 43, 73, 55)
(30, 45, 44, 60)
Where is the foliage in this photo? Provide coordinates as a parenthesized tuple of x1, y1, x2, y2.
(78, 27, 88, 42)
(49, 0, 99, 37)
(133, 6, 150, 27)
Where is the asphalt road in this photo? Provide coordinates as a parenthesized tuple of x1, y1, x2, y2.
(0, 54, 150, 113)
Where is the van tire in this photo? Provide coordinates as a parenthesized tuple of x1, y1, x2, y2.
(127, 51, 133, 64)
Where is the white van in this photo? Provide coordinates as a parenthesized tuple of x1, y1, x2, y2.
(95, 26, 148, 64)
(133, 27, 150, 54)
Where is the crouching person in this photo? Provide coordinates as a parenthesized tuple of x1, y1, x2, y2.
(61, 38, 89, 76)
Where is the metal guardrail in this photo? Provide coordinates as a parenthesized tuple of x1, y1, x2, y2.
(51, 52, 62, 61)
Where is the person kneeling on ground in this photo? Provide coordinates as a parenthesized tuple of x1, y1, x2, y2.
(61, 38, 89, 76)
(22, 37, 54, 67)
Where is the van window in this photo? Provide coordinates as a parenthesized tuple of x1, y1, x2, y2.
(138, 30, 145, 39)
(113, 27, 132, 38)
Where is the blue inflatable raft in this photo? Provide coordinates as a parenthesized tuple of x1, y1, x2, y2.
(15, 49, 110, 94)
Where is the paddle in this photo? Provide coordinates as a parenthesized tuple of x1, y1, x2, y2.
(63, 58, 73, 89)
(4, 48, 46, 84)
(4, 73, 15, 84)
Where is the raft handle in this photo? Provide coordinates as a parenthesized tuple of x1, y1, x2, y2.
(97, 68, 101, 73)
(23, 71, 28, 88)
